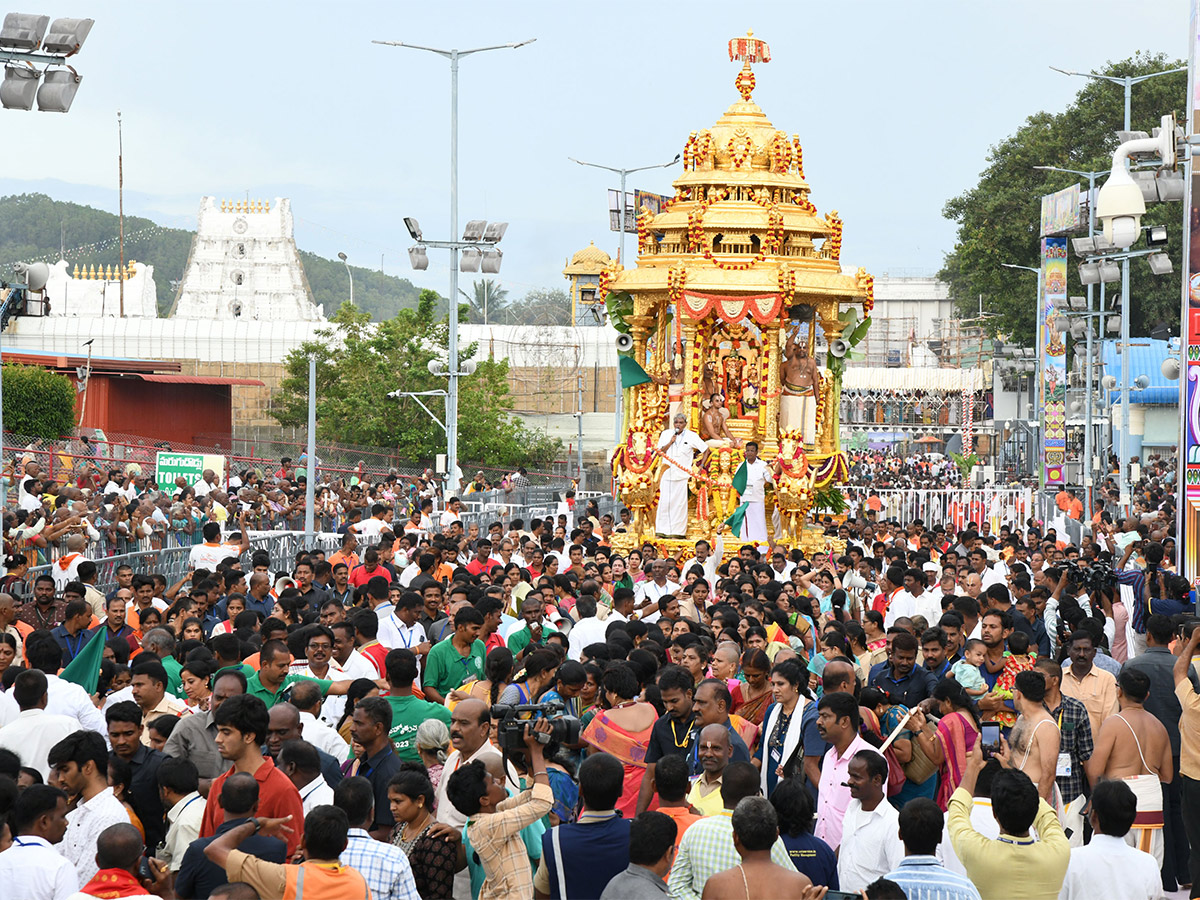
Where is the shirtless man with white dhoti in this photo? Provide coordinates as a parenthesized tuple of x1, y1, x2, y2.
(1086, 668, 1171, 866)
(781, 325, 819, 443)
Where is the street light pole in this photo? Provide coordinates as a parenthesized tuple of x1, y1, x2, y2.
(1051, 64, 1185, 515)
(569, 154, 680, 443)
(304, 354, 316, 545)
(375, 37, 534, 502)
(337, 251, 354, 308)
(1002, 263, 1045, 513)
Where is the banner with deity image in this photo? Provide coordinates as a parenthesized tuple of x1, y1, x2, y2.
(1181, 0, 1200, 584)
(1041, 237, 1068, 487)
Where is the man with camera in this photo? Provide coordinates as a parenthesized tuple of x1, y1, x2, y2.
(446, 717, 554, 900)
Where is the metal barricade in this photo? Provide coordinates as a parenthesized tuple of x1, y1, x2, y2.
(841, 487, 1034, 532)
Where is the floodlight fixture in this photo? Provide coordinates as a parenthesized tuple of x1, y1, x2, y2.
(36, 66, 80, 112)
(1099, 260, 1121, 283)
(1163, 356, 1181, 380)
(40, 16, 91, 55)
(1102, 374, 1117, 390)
(482, 221, 508, 242)
(1068, 398, 1083, 415)
(0, 13, 47, 50)
(462, 219, 487, 242)
(1068, 295, 1088, 310)
(1117, 129, 1151, 144)
(0, 64, 39, 110)
(1148, 253, 1172, 275)
(1131, 170, 1160, 204)
(1106, 315, 1121, 333)
(459, 246, 481, 272)
(13, 261, 48, 291)
(1146, 225, 1169, 248)
(1078, 262, 1100, 285)
(408, 245, 428, 270)
(1134, 374, 1150, 391)
(481, 249, 502, 274)
(460, 360, 477, 376)
(1071, 237, 1096, 255)
(1154, 170, 1186, 202)
(403, 217, 422, 241)
(1069, 319, 1088, 339)
(427, 358, 448, 376)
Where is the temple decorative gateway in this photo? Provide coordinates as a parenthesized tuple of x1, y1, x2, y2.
(607, 33, 874, 556)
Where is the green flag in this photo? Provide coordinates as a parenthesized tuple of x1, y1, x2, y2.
(732, 460, 748, 496)
(59, 627, 106, 696)
(725, 501, 751, 539)
(619, 356, 652, 389)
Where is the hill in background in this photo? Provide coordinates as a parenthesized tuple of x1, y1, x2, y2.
(0, 193, 426, 320)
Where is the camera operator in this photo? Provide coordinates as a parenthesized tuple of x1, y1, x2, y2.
(1106, 530, 1163, 659)
(446, 718, 554, 899)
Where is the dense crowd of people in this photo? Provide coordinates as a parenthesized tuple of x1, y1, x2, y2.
(0, 459, 1191, 899)
(1, 455, 540, 564)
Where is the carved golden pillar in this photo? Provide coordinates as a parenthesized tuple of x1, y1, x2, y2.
(819, 315, 845, 456)
(763, 320, 781, 454)
(681, 318, 700, 432)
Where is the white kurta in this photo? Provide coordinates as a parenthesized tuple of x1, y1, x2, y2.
(655, 427, 707, 536)
(740, 458, 770, 542)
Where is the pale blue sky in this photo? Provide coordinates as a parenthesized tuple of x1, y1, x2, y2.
(0, 0, 1187, 301)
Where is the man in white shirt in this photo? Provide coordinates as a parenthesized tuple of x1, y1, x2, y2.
(1058, 778, 1163, 900)
(738, 442, 771, 543)
(289, 681, 351, 760)
(50, 535, 89, 592)
(278, 739, 335, 816)
(567, 596, 609, 661)
(355, 503, 389, 540)
(655, 413, 708, 537)
(635, 559, 678, 623)
(16, 635, 108, 735)
(49, 730, 128, 886)
(0, 782, 78, 900)
(0, 671, 80, 780)
(837, 749, 904, 892)
(155, 757, 205, 876)
(191, 469, 219, 498)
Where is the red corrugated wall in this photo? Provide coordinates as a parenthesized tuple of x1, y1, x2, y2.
(73, 375, 233, 447)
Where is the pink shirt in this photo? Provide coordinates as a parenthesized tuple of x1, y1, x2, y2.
(815, 733, 882, 850)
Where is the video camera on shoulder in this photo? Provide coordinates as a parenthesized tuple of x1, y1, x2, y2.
(491, 701, 581, 753)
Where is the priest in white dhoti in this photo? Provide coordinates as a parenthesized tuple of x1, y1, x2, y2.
(737, 441, 771, 543)
(655, 413, 708, 537)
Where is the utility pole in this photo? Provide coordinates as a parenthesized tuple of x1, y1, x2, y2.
(304, 354, 316, 545)
(117, 110, 124, 317)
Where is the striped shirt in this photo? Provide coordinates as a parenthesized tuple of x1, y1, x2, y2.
(885, 855, 982, 900)
(340, 828, 420, 900)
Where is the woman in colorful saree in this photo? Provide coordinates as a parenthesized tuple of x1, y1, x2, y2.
(580, 662, 658, 816)
(906, 677, 982, 810)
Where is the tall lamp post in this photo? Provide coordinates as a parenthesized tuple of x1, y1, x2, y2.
(1051, 64, 1185, 513)
(1033, 165, 1105, 515)
(337, 251, 354, 308)
(375, 37, 534, 500)
(569, 154, 679, 442)
(1001, 263, 1045, 511)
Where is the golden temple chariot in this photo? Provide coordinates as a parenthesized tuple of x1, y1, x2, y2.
(607, 33, 874, 558)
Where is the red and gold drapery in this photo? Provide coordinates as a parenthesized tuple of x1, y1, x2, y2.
(679, 291, 781, 325)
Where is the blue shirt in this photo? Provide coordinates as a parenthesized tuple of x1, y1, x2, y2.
(687, 720, 750, 776)
(50, 625, 93, 664)
(780, 831, 838, 890)
(884, 855, 982, 900)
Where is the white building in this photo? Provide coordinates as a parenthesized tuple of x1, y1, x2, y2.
(42, 259, 157, 318)
(171, 197, 324, 322)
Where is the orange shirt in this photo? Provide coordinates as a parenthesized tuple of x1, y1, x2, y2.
(328, 550, 360, 571)
(656, 805, 701, 847)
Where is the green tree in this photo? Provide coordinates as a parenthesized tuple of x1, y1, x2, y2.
(271, 293, 561, 466)
(1, 364, 75, 440)
(461, 279, 509, 324)
(940, 53, 1185, 346)
(507, 287, 571, 326)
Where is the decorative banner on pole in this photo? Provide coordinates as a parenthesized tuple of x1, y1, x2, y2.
(1040, 184, 1082, 237)
(1041, 237, 1068, 486)
(1181, 0, 1200, 585)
